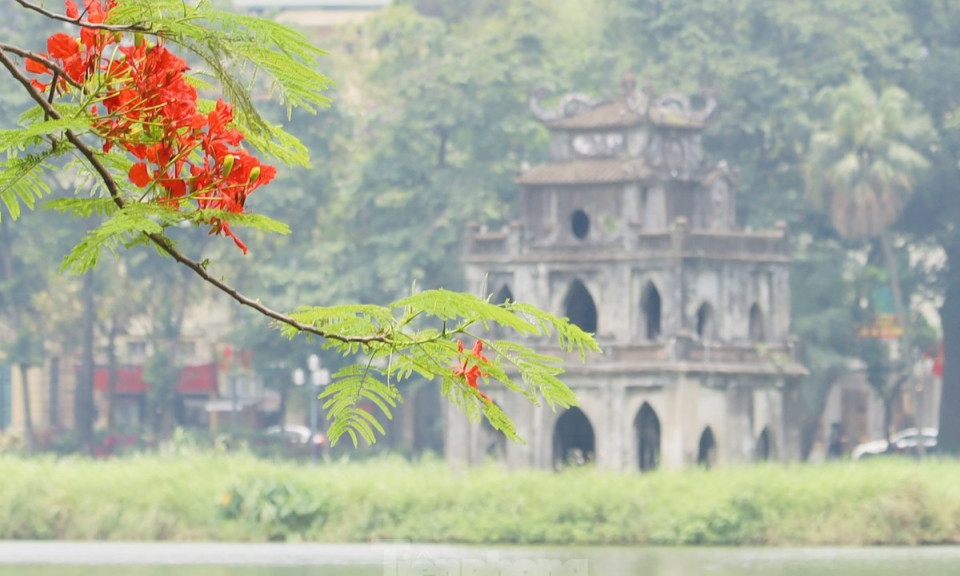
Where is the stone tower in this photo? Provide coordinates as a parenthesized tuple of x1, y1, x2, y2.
(448, 81, 807, 470)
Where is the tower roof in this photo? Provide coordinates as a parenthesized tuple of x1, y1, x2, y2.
(532, 92, 716, 132)
(517, 159, 651, 186)
(546, 100, 645, 130)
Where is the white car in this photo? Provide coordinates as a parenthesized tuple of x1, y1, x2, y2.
(264, 425, 325, 446)
(851, 427, 938, 459)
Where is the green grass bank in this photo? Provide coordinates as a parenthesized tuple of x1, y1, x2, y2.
(1, 454, 958, 545)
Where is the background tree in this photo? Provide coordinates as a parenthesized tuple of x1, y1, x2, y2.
(896, 0, 960, 453)
(789, 239, 859, 456)
(805, 77, 935, 437)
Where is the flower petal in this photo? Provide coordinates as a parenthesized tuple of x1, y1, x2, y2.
(25, 58, 50, 75)
(128, 163, 152, 187)
(47, 33, 79, 60)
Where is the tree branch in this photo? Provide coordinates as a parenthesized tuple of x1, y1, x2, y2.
(14, 0, 150, 32)
(0, 43, 84, 91)
(0, 48, 391, 347)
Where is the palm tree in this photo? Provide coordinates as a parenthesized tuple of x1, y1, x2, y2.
(805, 76, 935, 440)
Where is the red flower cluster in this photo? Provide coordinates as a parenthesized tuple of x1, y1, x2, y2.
(26, 0, 116, 92)
(453, 339, 491, 402)
(24, 0, 276, 254)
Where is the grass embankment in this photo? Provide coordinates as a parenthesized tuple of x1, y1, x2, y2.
(1, 454, 958, 545)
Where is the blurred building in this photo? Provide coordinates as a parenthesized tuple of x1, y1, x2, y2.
(231, 0, 390, 36)
(812, 357, 942, 460)
(0, 297, 279, 442)
(451, 77, 808, 470)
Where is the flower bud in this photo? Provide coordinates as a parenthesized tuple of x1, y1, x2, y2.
(135, 32, 144, 48)
(222, 154, 235, 177)
(248, 166, 261, 183)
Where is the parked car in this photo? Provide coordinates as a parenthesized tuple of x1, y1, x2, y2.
(851, 427, 938, 459)
(264, 425, 325, 447)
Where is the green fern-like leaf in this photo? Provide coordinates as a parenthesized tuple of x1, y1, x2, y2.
(60, 202, 182, 273)
(276, 289, 599, 446)
(0, 142, 73, 221)
(320, 362, 401, 446)
(107, 0, 333, 166)
(45, 197, 119, 219)
(191, 209, 291, 235)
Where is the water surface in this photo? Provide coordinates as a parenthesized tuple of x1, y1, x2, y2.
(1, 542, 959, 575)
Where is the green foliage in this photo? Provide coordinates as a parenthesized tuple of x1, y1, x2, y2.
(281, 289, 597, 446)
(805, 76, 935, 240)
(0, 121, 78, 222)
(219, 477, 328, 541)
(2, 454, 960, 545)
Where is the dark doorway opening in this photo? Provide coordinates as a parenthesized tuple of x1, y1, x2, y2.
(634, 402, 660, 472)
(564, 280, 598, 334)
(553, 407, 595, 469)
(756, 426, 773, 462)
(696, 302, 714, 340)
(641, 282, 662, 339)
(571, 210, 590, 239)
(697, 426, 717, 468)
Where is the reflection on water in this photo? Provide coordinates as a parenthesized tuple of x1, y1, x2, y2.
(1, 543, 960, 576)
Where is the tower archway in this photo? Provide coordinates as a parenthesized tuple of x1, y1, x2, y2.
(696, 302, 715, 340)
(641, 282, 662, 339)
(756, 426, 775, 462)
(552, 407, 595, 469)
(697, 426, 717, 468)
(564, 280, 598, 334)
(634, 402, 660, 472)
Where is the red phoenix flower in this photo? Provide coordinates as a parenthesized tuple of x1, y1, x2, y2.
(23, 1, 277, 254)
(453, 339, 491, 402)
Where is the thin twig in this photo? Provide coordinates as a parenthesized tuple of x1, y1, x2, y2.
(0, 48, 391, 346)
(14, 0, 150, 32)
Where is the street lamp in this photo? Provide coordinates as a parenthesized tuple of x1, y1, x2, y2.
(294, 354, 330, 463)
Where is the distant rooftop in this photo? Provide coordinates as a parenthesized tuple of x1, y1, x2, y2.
(232, 0, 390, 31)
(232, 0, 390, 9)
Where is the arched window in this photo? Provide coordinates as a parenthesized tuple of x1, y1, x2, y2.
(696, 302, 715, 340)
(634, 402, 660, 472)
(697, 426, 717, 468)
(492, 284, 513, 305)
(564, 280, 598, 334)
(553, 407, 595, 469)
(748, 303, 765, 342)
(641, 282, 662, 339)
(571, 209, 590, 239)
(756, 427, 774, 462)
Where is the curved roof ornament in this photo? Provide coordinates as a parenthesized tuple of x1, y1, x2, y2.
(528, 89, 607, 123)
(647, 92, 718, 126)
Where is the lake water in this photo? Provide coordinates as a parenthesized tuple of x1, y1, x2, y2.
(1, 542, 959, 576)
